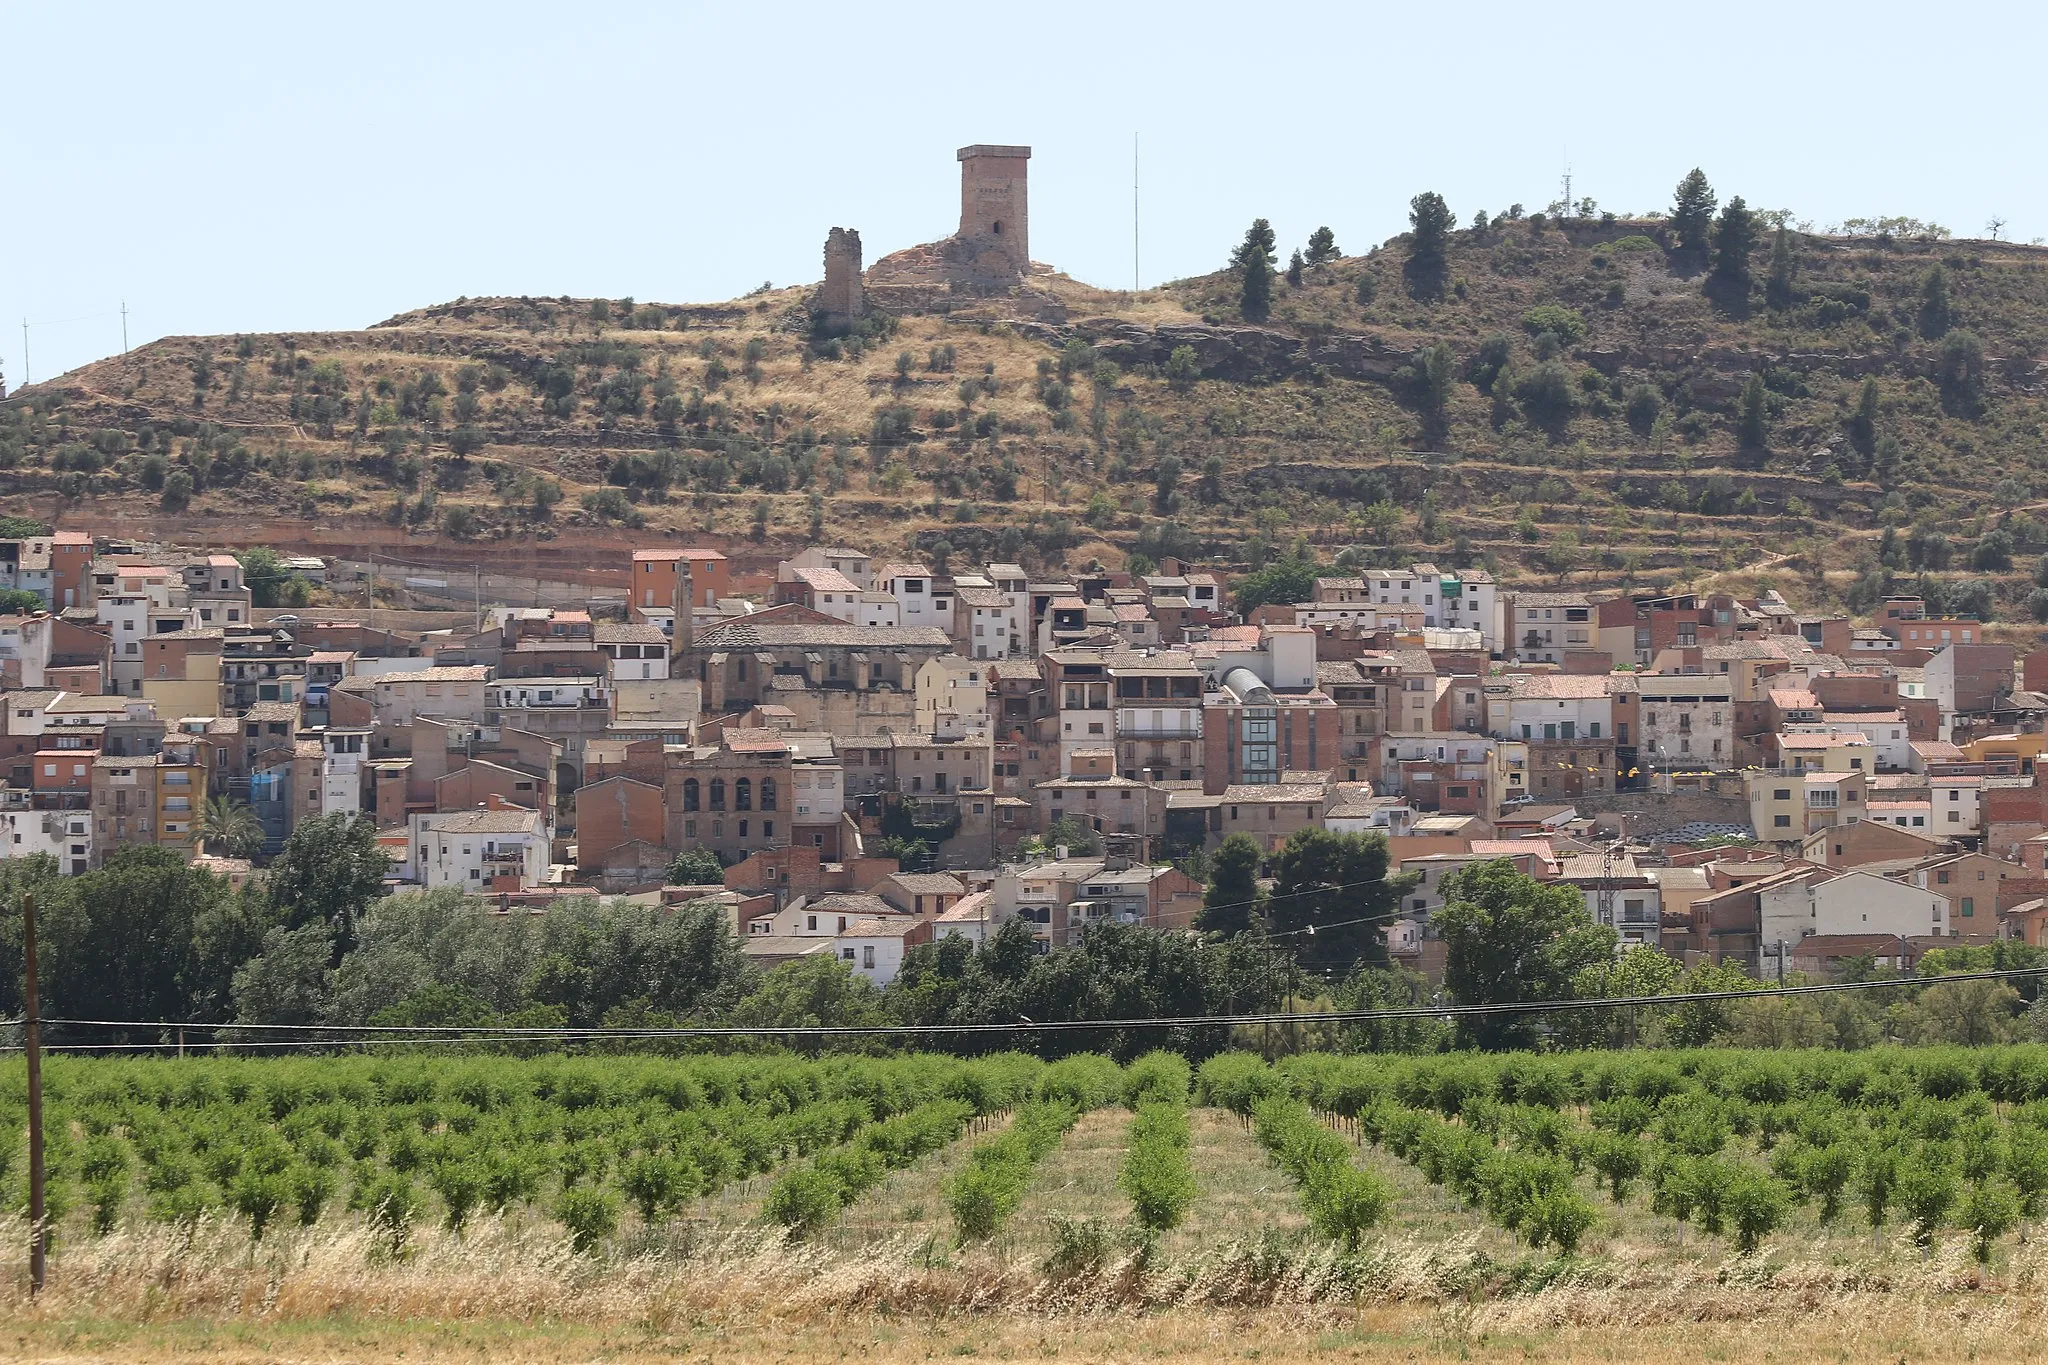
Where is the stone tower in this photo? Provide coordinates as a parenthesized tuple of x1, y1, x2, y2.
(820, 226, 863, 321)
(956, 144, 1030, 279)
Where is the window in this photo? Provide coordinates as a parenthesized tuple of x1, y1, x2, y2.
(1962, 897, 1975, 917)
(1774, 814, 1791, 828)
(862, 945, 875, 970)
(761, 777, 776, 810)
(682, 778, 700, 811)
(710, 778, 725, 810)
(734, 778, 752, 810)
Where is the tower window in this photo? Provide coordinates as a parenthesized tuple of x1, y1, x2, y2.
(993, 220, 1002, 235)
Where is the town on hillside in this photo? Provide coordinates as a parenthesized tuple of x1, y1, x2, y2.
(2, 524, 2046, 987)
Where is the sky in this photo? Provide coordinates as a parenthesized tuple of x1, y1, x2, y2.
(5, 1, 2045, 386)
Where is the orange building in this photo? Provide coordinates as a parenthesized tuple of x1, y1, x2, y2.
(51, 531, 93, 608)
(630, 548, 730, 616)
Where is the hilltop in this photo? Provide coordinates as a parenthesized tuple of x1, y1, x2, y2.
(6, 203, 2048, 626)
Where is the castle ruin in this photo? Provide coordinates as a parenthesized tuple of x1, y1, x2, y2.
(817, 142, 1060, 321)
(820, 226, 863, 323)
(954, 144, 1030, 285)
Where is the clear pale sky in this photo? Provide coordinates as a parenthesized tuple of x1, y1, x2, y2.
(6, 1, 2043, 386)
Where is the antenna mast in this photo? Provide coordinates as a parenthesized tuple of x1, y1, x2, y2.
(1132, 132, 1140, 294)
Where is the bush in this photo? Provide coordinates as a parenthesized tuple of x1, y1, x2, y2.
(555, 1185, 620, 1253)
(1122, 1051, 1192, 1108)
(950, 1099, 1082, 1241)
(1120, 1100, 1196, 1232)
(1722, 1166, 1791, 1254)
(1250, 1092, 1389, 1247)
(1521, 304, 1588, 345)
(768, 1099, 977, 1236)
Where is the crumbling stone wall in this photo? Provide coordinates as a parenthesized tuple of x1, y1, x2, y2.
(820, 226, 863, 320)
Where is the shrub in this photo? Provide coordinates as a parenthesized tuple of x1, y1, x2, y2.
(1722, 1166, 1791, 1254)
(769, 1099, 977, 1236)
(950, 1099, 1082, 1241)
(1249, 1092, 1389, 1247)
(1120, 1101, 1196, 1232)
(1123, 1051, 1192, 1108)
(555, 1185, 620, 1253)
(1521, 304, 1588, 344)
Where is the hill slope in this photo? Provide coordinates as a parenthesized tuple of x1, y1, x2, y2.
(6, 215, 2048, 623)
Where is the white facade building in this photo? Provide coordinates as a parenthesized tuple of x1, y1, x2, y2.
(408, 806, 549, 890)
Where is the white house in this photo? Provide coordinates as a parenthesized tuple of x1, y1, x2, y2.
(0, 807, 91, 874)
(833, 916, 931, 986)
(1800, 869, 1947, 942)
(595, 623, 671, 681)
(1813, 711, 1913, 770)
(486, 677, 608, 711)
(932, 890, 998, 945)
(408, 805, 549, 890)
(875, 563, 950, 631)
(1930, 775, 1983, 838)
(787, 546, 873, 590)
(319, 727, 369, 816)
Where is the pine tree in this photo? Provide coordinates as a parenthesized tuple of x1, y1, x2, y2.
(1230, 218, 1277, 270)
(1405, 191, 1454, 297)
(1234, 219, 1277, 322)
(1304, 226, 1339, 265)
(1849, 376, 1879, 456)
(1764, 225, 1796, 310)
(1286, 249, 1305, 287)
(1711, 197, 1758, 292)
(1671, 169, 1717, 262)
(1737, 374, 1769, 457)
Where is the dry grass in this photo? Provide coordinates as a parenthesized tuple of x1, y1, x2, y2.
(7, 1207, 2048, 1362)
(12, 1107, 2048, 1360)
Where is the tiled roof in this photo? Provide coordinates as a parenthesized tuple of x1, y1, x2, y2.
(376, 666, 492, 683)
(1507, 673, 1613, 699)
(417, 808, 543, 834)
(890, 873, 966, 896)
(594, 623, 669, 645)
(810, 892, 895, 917)
(1220, 783, 1326, 803)
(840, 916, 925, 939)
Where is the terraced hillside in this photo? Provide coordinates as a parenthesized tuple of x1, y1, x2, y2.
(7, 207, 2048, 621)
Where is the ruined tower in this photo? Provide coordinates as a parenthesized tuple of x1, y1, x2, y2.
(956, 144, 1030, 281)
(820, 226, 864, 322)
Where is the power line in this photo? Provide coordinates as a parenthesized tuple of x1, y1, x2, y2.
(15, 964, 2047, 1048)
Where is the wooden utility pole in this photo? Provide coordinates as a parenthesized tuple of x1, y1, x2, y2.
(24, 889, 46, 1295)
